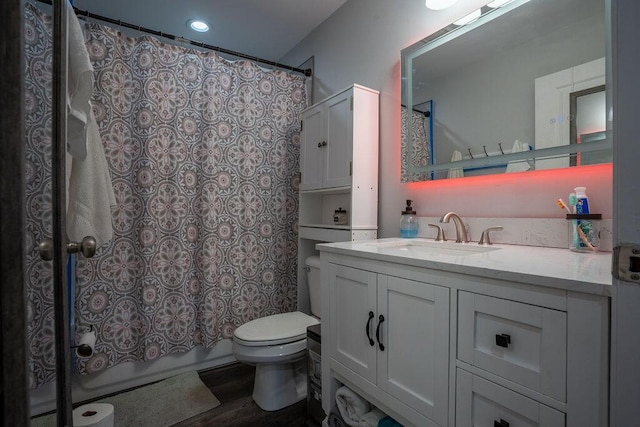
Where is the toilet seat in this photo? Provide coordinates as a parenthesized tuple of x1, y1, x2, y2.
(233, 311, 320, 347)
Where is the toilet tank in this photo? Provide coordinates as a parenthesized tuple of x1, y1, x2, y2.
(305, 256, 321, 318)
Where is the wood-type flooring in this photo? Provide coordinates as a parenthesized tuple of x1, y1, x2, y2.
(174, 362, 308, 427)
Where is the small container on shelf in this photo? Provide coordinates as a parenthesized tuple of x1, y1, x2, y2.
(333, 207, 348, 225)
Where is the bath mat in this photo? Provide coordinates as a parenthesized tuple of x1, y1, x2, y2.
(32, 371, 220, 427)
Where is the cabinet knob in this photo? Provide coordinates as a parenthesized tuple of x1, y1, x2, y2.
(494, 419, 509, 427)
(365, 311, 375, 346)
(495, 333, 511, 348)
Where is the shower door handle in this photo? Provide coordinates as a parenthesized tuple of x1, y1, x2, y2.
(68, 235, 97, 258)
(39, 235, 97, 260)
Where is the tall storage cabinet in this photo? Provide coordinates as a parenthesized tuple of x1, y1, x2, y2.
(297, 84, 379, 314)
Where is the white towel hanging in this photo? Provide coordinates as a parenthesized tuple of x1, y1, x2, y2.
(505, 140, 531, 173)
(447, 150, 464, 178)
(66, 4, 116, 248)
(66, 0, 93, 160)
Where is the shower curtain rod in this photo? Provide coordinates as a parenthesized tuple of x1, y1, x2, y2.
(35, 0, 313, 77)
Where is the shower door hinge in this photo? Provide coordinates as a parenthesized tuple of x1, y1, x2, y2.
(613, 245, 640, 284)
(300, 120, 303, 131)
(349, 161, 352, 176)
(350, 96, 353, 111)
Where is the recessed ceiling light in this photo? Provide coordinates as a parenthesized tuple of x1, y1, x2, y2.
(425, 0, 458, 10)
(187, 19, 210, 32)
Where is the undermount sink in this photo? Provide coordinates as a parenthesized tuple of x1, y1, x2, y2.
(366, 238, 500, 256)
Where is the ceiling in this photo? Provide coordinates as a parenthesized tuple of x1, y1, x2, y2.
(72, 0, 348, 65)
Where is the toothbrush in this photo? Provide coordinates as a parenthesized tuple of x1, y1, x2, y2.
(568, 192, 578, 214)
(556, 198, 572, 214)
(576, 226, 596, 251)
(567, 192, 581, 249)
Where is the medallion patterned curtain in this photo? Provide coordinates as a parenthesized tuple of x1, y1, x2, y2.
(401, 106, 431, 182)
(24, 4, 307, 388)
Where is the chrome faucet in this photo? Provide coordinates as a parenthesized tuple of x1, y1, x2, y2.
(439, 212, 469, 243)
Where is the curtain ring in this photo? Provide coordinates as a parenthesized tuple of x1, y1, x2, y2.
(498, 143, 504, 155)
(467, 148, 474, 159)
(483, 145, 489, 157)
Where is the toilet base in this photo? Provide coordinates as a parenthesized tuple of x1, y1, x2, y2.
(252, 359, 307, 411)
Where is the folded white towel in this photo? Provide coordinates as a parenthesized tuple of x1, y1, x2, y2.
(67, 111, 116, 248)
(447, 149, 464, 178)
(336, 386, 371, 427)
(66, 0, 93, 160)
(358, 408, 386, 427)
(505, 139, 531, 173)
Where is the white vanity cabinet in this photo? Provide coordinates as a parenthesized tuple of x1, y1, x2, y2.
(318, 243, 611, 427)
(297, 84, 379, 314)
(455, 290, 609, 427)
(326, 262, 450, 427)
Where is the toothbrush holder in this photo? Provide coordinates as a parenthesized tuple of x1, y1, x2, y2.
(566, 213, 601, 252)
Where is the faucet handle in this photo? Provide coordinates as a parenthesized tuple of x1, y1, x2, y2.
(479, 226, 503, 245)
(428, 224, 446, 242)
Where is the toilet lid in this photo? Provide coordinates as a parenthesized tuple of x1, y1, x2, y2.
(233, 311, 320, 346)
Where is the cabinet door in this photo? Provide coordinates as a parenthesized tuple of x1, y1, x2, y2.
(300, 104, 325, 190)
(324, 90, 353, 188)
(329, 263, 378, 384)
(377, 275, 450, 426)
(456, 369, 565, 427)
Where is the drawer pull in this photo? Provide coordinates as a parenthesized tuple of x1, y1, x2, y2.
(376, 314, 385, 351)
(495, 333, 511, 348)
(494, 419, 509, 427)
(366, 311, 375, 346)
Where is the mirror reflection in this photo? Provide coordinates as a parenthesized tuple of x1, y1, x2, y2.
(401, 0, 610, 182)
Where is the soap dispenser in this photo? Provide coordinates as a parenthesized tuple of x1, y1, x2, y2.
(400, 200, 419, 238)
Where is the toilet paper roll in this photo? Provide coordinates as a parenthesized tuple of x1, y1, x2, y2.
(73, 403, 114, 427)
(76, 331, 96, 357)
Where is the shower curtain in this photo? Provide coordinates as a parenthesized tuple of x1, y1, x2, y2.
(401, 106, 431, 182)
(24, 4, 307, 388)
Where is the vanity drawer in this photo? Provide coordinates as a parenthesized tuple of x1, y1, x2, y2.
(456, 369, 565, 427)
(458, 292, 567, 402)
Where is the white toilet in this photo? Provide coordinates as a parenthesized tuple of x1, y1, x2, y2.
(232, 255, 321, 411)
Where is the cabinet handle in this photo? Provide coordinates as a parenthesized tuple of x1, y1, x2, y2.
(495, 333, 511, 348)
(376, 314, 385, 351)
(494, 419, 509, 427)
(317, 141, 327, 148)
(365, 311, 375, 346)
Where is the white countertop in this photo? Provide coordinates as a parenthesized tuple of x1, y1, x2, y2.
(316, 238, 612, 297)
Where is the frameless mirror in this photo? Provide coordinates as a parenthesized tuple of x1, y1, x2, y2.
(401, 0, 611, 182)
